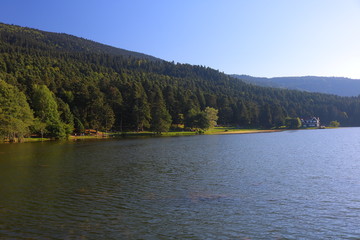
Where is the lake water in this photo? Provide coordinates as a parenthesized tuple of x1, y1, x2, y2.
(1, 128, 360, 239)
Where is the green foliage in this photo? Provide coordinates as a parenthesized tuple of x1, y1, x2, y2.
(329, 120, 340, 127)
(31, 84, 67, 138)
(32, 85, 60, 123)
(130, 83, 151, 131)
(259, 104, 272, 128)
(185, 110, 211, 131)
(102, 104, 116, 132)
(234, 101, 251, 126)
(0, 79, 34, 141)
(57, 98, 74, 125)
(57, 97, 74, 135)
(74, 117, 85, 134)
(85, 97, 115, 131)
(1, 22, 360, 139)
(151, 87, 172, 134)
(285, 117, 302, 129)
(195, 112, 211, 130)
(205, 107, 219, 128)
(46, 121, 67, 139)
(31, 118, 47, 138)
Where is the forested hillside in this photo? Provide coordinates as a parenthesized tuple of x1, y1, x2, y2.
(232, 74, 360, 97)
(1, 23, 360, 140)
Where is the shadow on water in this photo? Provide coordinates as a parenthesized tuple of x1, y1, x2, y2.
(1, 128, 360, 239)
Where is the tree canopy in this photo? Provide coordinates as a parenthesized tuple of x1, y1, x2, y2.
(31, 84, 68, 138)
(1, 22, 360, 141)
(329, 120, 340, 128)
(0, 79, 33, 141)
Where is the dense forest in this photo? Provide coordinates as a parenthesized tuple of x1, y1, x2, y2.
(1, 22, 360, 140)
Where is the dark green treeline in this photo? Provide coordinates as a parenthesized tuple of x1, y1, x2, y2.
(0, 23, 359, 139)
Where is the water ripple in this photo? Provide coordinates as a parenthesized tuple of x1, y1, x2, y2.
(1, 130, 360, 239)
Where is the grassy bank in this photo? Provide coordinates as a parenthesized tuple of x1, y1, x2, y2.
(0, 137, 52, 143)
(206, 127, 282, 135)
(23, 137, 52, 142)
(111, 131, 197, 138)
(14, 127, 282, 143)
(70, 127, 281, 139)
(6, 126, 337, 144)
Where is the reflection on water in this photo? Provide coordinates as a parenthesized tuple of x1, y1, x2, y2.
(1, 128, 360, 239)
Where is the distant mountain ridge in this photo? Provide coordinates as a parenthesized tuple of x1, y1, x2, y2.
(231, 75, 360, 97)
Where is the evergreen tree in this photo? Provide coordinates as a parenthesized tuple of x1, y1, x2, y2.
(57, 97, 74, 135)
(271, 104, 286, 127)
(107, 86, 123, 130)
(217, 97, 233, 125)
(131, 82, 151, 131)
(151, 87, 172, 134)
(236, 101, 251, 126)
(86, 97, 115, 131)
(259, 103, 273, 128)
(74, 117, 85, 134)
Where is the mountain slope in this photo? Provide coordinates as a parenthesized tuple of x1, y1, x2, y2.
(1, 22, 360, 139)
(0, 22, 160, 60)
(232, 74, 360, 97)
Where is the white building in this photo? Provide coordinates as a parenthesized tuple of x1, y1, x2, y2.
(301, 117, 320, 128)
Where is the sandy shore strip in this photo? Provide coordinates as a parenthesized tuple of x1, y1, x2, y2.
(210, 129, 282, 135)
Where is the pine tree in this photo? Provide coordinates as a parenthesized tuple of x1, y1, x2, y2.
(151, 87, 172, 134)
(132, 82, 151, 131)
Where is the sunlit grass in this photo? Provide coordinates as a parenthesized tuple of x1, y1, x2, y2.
(205, 127, 261, 134)
(23, 138, 51, 142)
(111, 131, 197, 137)
(19, 127, 280, 143)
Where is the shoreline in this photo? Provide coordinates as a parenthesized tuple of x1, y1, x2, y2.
(68, 128, 284, 140)
(208, 129, 283, 135)
(8, 127, 330, 143)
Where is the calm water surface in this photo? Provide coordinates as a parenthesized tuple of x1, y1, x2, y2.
(1, 128, 360, 239)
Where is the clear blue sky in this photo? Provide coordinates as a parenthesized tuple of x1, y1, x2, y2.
(2, 0, 360, 78)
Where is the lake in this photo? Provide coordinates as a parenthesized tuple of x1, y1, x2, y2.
(1, 128, 360, 239)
